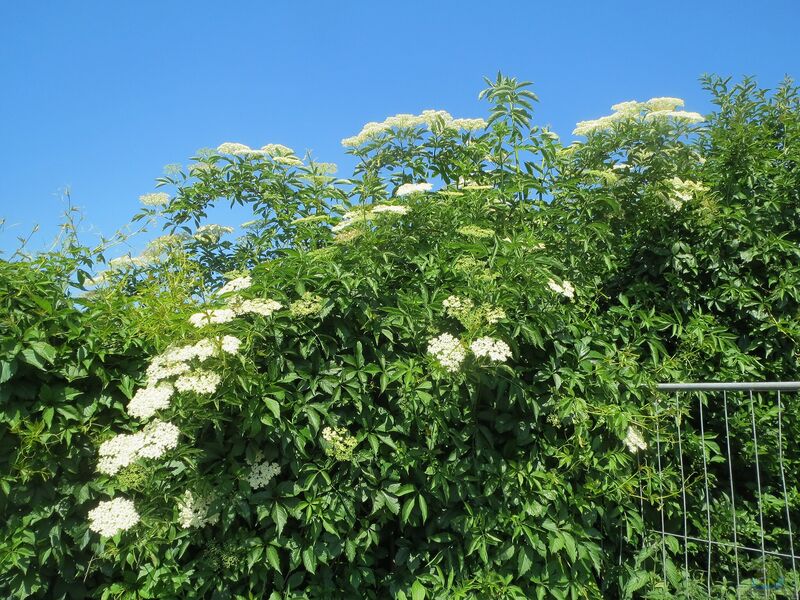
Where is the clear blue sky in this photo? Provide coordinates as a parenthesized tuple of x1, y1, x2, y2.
(1, 0, 798, 256)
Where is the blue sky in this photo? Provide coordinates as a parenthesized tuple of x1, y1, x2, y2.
(1, 0, 798, 256)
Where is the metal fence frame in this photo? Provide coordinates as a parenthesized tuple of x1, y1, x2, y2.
(647, 382, 800, 598)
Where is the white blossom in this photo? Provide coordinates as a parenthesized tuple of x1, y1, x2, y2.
(178, 490, 218, 529)
(623, 426, 648, 453)
(547, 279, 575, 299)
(260, 143, 294, 156)
(88, 498, 140, 537)
(217, 276, 252, 296)
(97, 421, 180, 475)
(146, 354, 191, 385)
(127, 383, 174, 419)
(442, 295, 474, 321)
(644, 97, 685, 111)
(427, 333, 467, 372)
(136, 421, 181, 459)
(194, 224, 234, 244)
(189, 308, 237, 328)
(217, 142, 257, 156)
(370, 205, 408, 215)
(247, 461, 281, 489)
(174, 370, 222, 395)
(139, 192, 170, 207)
(232, 298, 282, 317)
(219, 335, 242, 354)
(396, 182, 433, 197)
(470, 336, 512, 363)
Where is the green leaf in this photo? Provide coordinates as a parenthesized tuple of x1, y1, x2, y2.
(418, 494, 428, 522)
(517, 547, 532, 576)
(401, 497, 415, 525)
(302, 546, 317, 574)
(266, 546, 281, 573)
(411, 580, 427, 600)
(264, 397, 281, 419)
(272, 503, 288, 536)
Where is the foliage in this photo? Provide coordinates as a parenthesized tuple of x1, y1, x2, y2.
(1, 75, 800, 599)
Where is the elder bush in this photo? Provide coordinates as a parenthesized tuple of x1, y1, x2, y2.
(1, 75, 800, 599)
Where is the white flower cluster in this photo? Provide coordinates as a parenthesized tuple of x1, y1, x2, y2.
(194, 224, 234, 244)
(88, 497, 140, 537)
(322, 426, 358, 460)
(146, 354, 191, 384)
(427, 333, 467, 372)
(127, 383, 174, 419)
(332, 204, 410, 233)
(396, 182, 433, 197)
(573, 97, 704, 136)
(97, 420, 180, 475)
(341, 110, 486, 147)
(247, 460, 281, 489)
(260, 143, 294, 157)
(547, 279, 575, 299)
(217, 275, 252, 296)
(178, 490, 219, 529)
(216, 142, 260, 156)
(443, 295, 474, 319)
(142, 234, 187, 258)
(666, 177, 708, 210)
(233, 298, 282, 317)
(370, 204, 409, 215)
(623, 426, 648, 453)
(470, 336, 512, 363)
(189, 308, 237, 328)
(108, 255, 149, 269)
(174, 370, 222, 395)
(139, 192, 170, 206)
(216, 142, 302, 163)
(483, 307, 507, 325)
(274, 155, 303, 166)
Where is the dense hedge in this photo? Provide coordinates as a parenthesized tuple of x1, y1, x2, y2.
(1, 75, 799, 599)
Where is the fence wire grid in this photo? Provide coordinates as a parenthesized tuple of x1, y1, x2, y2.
(629, 382, 800, 599)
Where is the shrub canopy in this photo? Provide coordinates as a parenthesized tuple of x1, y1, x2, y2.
(2, 75, 800, 599)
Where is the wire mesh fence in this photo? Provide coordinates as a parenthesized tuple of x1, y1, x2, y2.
(629, 382, 800, 599)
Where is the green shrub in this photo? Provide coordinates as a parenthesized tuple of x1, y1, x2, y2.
(2, 75, 800, 599)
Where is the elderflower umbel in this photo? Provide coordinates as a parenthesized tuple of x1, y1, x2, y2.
(97, 420, 180, 475)
(194, 224, 234, 244)
(370, 204, 408, 215)
(322, 426, 358, 461)
(289, 293, 324, 318)
(483, 306, 507, 324)
(247, 461, 281, 489)
(443, 295, 474, 320)
(470, 337, 512, 363)
(175, 370, 222, 395)
(396, 182, 433, 197)
(139, 192, 170, 206)
(427, 333, 467, 372)
(457, 225, 494, 238)
(623, 426, 648, 453)
(217, 142, 257, 156)
(88, 498, 140, 537)
(189, 308, 237, 328)
(127, 383, 174, 419)
(217, 276, 252, 296)
(547, 279, 575, 299)
(178, 491, 219, 529)
(219, 335, 242, 354)
(137, 420, 181, 459)
(146, 354, 191, 385)
(232, 298, 282, 317)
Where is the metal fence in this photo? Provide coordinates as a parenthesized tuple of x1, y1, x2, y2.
(634, 382, 800, 598)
